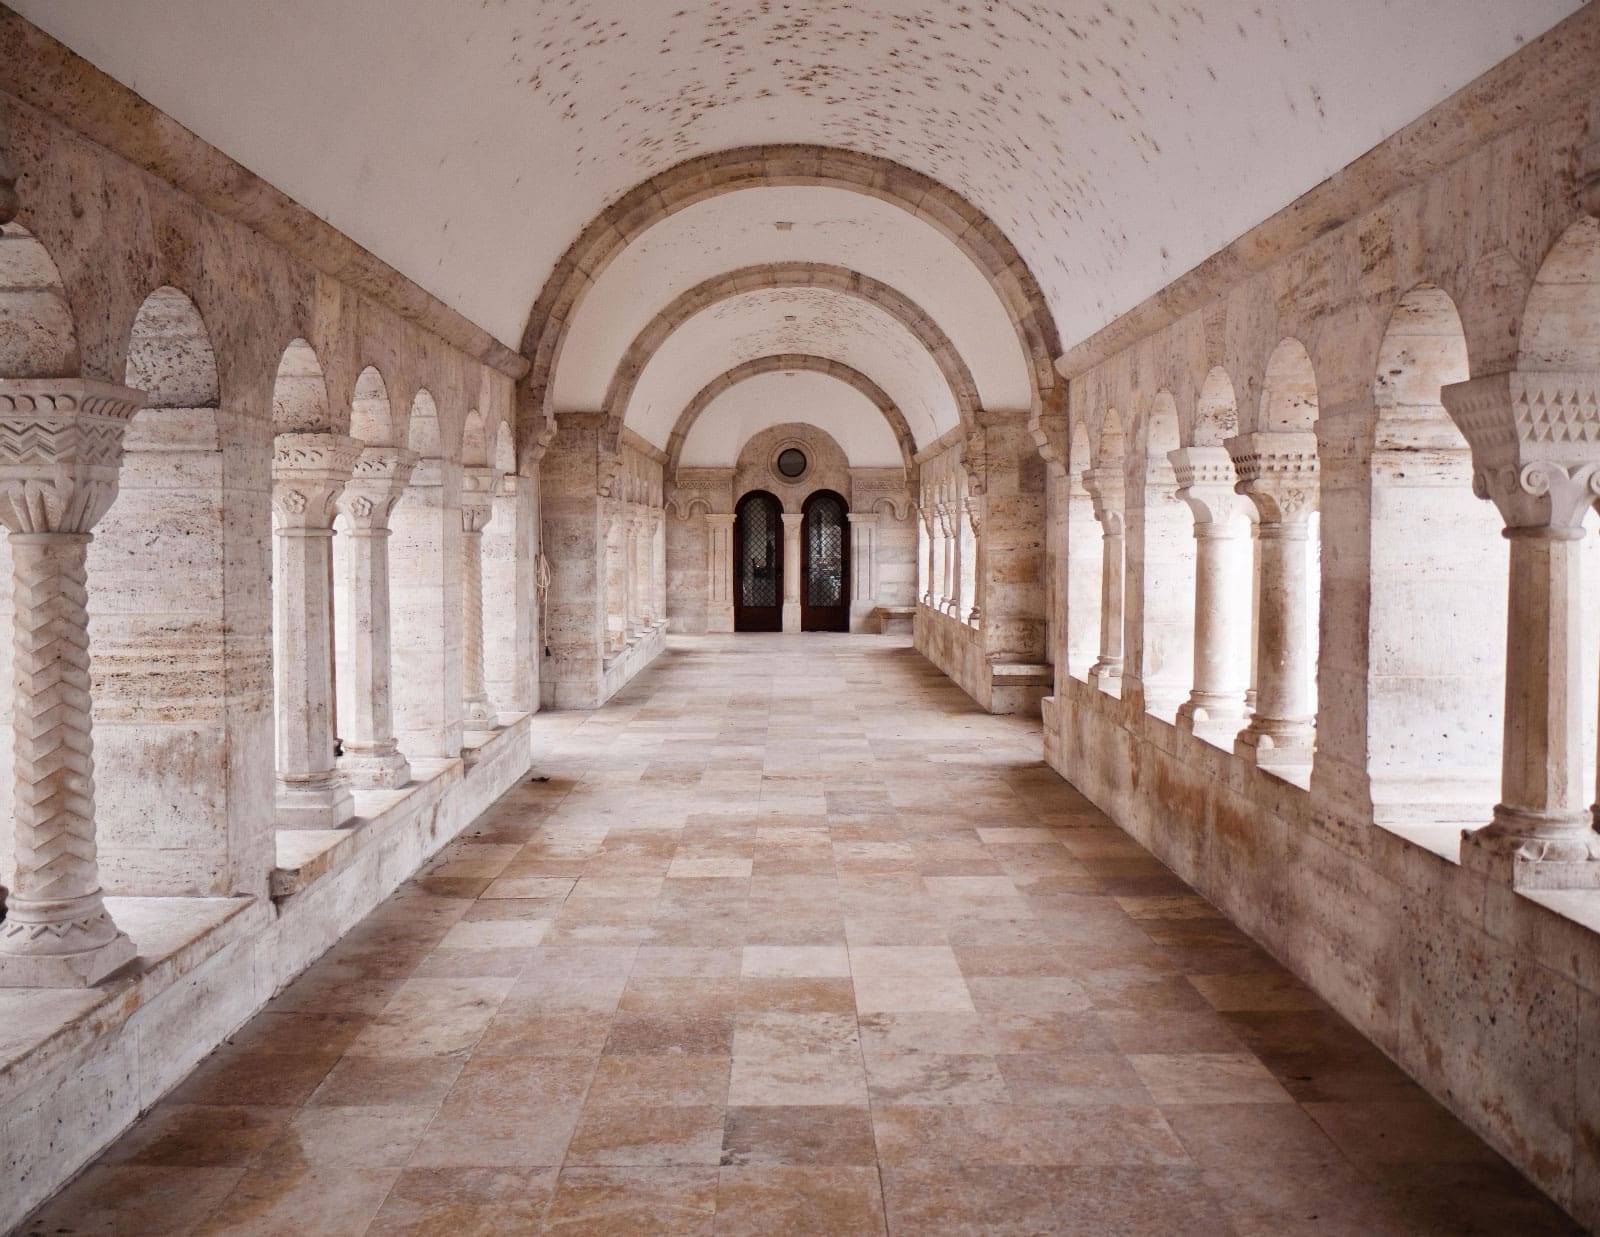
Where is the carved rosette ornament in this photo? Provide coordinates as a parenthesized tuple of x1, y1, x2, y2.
(0, 379, 145, 987)
(335, 447, 417, 788)
(1441, 370, 1600, 887)
(460, 466, 502, 728)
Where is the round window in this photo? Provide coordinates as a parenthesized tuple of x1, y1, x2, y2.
(775, 447, 808, 479)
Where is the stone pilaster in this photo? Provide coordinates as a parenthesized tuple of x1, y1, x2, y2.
(940, 503, 958, 615)
(390, 456, 465, 759)
(1170, 446, 1251, 731)
(272, 431, 359, 827)
(1082, 465, 1125, 690)
(706, 513, 735, 633)
(1441, 369, 1600, 888)
(460, 465, 500, 731)
(781, 512, 803, 633)
(963, 495, 982, 625)
(336, 446, 416, 788)
(0, 380, 143, 987)
(1226, 432, 1319, 771)
(484, 473, 538, 715)
(847, 511, 878, 631)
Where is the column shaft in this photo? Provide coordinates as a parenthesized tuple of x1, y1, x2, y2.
(782, 512, 803, 633)
(706, 514, 735, 633)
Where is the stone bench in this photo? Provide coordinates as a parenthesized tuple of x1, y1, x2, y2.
(873, 606, 916, 636)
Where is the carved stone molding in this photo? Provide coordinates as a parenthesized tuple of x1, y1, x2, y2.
(460, 465, 502, 534)
(0, 380, 146, 536)
(338, 446, 418, 531)
(1225, 432, 1320, 525)
(1441, 370, 1600, 532)
(1082, 465, 1125, 534)
(1169, 446, 1246, 527)
(271, 432, 360, 529)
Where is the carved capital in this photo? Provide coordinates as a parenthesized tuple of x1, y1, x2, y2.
(1225, 431, 1320, 526)
(460, 465, 501, 533)
(0, 379, 146, 535)
(1169, 445, 1246, 527)
(1441, 370, 1600, 532)
(338, 446, 418, 531)
(1082, 465, 1126, 531)
(272, 431, 359, 529)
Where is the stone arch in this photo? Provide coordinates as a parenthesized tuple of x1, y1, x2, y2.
(408, 389, 442, 457)
(1144, 391, 1181, 457)
(522, 147, 1061, 450)
(1096, 408, 1127, 469)
(462, 408, 488, 468)
(1193, 366, 1238, 446)
(0, 221, 78, 378)
(493, 421, 516, 475)
(602, 263, 981, 443)
(124, 286, 218, 411)
(1366, 282, 1503, 823)
(351, 365, 397, 446)
(1519, 216, 1600, 372)
(1259, 339, 1319, 432)
(665, 355, 916, 477)
(272, 338, 338, 433)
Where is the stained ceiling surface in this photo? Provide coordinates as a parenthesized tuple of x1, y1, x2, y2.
(13, 0, 1579, 361)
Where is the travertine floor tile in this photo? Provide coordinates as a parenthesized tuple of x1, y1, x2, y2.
(24, 635, 1576, 1235)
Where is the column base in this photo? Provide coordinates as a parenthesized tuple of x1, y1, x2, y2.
(1088, 659, 1122, 691)
(1234, 719, 1314, 769)
(276, 773, 355, 828)
(463, 696, 497, 731)
(1460, 806, 1600, 890)
(782, 602, 801, 633)
(1176, 692, 1246, 733)
(0, 897, 137, 988)
(340, 743, 412, 790)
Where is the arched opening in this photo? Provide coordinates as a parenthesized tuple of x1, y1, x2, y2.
(1368, 285, 1504, 824)
(0, 224, 81, 896)
(734, 490, 784, 633)
(1065, 420, 1100, 681)
(91, 285, 240, 893)
(350, 365, 395, 446)
(801, 489, 849, 632)
(1087, 411, 1127, 695)
(1136, 392, 1193, 719)
(268, 339, 354, 827)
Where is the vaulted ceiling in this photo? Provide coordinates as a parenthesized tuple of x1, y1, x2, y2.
(15, 0, 1579, 462)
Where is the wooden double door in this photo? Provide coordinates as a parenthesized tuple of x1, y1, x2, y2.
(733, 489, 849, 633)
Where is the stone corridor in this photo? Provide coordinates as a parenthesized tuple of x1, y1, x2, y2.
(22, 636, 1577, 1236)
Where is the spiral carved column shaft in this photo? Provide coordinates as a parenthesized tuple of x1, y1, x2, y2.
(0, 379, 143, 987)
(461, 467, 499, 730)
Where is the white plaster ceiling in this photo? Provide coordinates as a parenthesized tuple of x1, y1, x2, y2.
(13, 1, 1579, 357)
(625, 289, 956, 450)
(553, 187, 1030, 413)
(679, 371, 903, 469)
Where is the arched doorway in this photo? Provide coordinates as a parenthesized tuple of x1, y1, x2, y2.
(734, 490, 783, 632)
(802, 490, 850, 632)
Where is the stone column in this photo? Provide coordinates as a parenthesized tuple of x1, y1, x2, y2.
(963, 496, 982, 625)
(1441, 370, 1600, 888)
(941, 504, 957, 615)
(336, 446, 416, 788)
(1065, 467, 1101, 677)
(1226, 432, 1319, 771)
(0, 380, 142, 987)
(847, 511, 877, 631)
(1083, 465, 1125, 690)
(706, 513, 735, 633)
(920, 504, 936, 607)
(272, 432, 359, 827)
(390, 456, 465, 760)
(781, 512, 803, 633)
(1170, 447, 1252, 731)
(483, 473, 537, 716)
(460, 466, 500, 731)
(650, 508, 666, 627)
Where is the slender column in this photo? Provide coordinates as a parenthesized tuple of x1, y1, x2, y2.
(460, 465, 500, 730)
(781, 512, 803, 633)
(0, 380, 142, 987)
(1082, 465, 1125, 690)
(847, 511, 877, 631)
(1226, 432, 1319, 770)
(1065, 468, 1100, 676)
(940, 504, 957, 614)
(337, 447, 416, 787)
(1441, 370, 1600, 888)
(920, 504, 936, 607)
(650, 508, 666, 627)
(484, 473, 537, 716)
(1170, 447, 1251, 731)
(272, 432, 359, 826)
(706, 513, 735, 632)
(963, 496, 982, 625)
(390, 457, 464, 760)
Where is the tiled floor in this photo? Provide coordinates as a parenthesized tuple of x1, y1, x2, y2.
(25, 635, 1579, 1234)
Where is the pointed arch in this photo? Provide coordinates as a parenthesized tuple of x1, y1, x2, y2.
(272, 338, 336, 433)
(124, 286, 217, 410)
(351, 365, 396, 446)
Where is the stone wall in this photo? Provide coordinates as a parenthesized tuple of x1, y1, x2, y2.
(1040, 23, 1600, 1224)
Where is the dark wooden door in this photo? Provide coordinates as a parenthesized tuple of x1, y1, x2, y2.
(801, 490, 849, 632)
(734, 490, 783, 632)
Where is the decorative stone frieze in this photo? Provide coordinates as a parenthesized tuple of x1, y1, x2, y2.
(1441, 370, 1600, 887)
(1170, 446, 1251, 729)
(272, 431, 360, 827)
(336, 446, 417, 788)
(0, 379, 144, 987)
(1082, 465, 1125, 690)
(460, 465, 501, 730)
